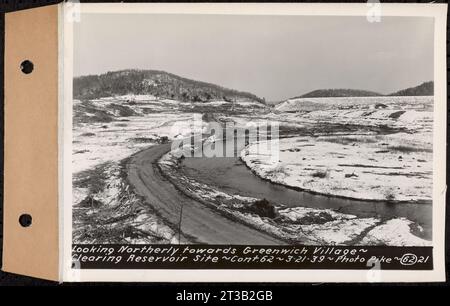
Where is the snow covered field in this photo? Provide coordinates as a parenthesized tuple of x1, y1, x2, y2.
(73, 94, 267, 174)
(72, 95, 266, 243)
(72, 96, 200, 243)
(241, 96, 433, 202)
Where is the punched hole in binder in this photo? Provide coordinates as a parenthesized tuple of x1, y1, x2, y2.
(19, 214, 32, 227)
(20, 60, 34, 74)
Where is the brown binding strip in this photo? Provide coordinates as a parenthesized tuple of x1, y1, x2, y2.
(3, 4, 59, 281)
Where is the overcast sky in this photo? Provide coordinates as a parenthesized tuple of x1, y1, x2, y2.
(74, 14, 434, 101)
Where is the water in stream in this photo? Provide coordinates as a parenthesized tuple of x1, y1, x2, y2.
(181, 136, 432, 240)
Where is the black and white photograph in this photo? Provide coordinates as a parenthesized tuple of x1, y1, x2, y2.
(64, 3, 446, 280)
(1, 1, 448, 287)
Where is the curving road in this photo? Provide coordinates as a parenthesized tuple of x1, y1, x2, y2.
(126, 143, 283, 244)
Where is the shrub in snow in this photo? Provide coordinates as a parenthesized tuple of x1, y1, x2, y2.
(158, 136, 169, 144)
(78, 195, 103, 208)
(248, 199, 279, 219)
(384, 189, 396, 202)
(344, 172, 358, 178)
(311, 169, 328, 178)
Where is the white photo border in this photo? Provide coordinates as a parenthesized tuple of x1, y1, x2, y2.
(60, 2, 447, 282)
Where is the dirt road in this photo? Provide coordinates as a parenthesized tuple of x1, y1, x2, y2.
(127, 144, 283, 244)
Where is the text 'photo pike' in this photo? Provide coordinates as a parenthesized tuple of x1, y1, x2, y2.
(62, 3, 447, 282)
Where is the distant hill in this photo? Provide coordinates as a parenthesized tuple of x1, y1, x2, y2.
(389, 81, 433, 96)
(276, 81, 434, 112)
(73, 69, 264, 103)
(294, 89, 382, 99)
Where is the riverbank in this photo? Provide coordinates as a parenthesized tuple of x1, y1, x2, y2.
(160, 147, 431, 246)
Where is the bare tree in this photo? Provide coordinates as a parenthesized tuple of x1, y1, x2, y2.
(177, 203, 184, 244)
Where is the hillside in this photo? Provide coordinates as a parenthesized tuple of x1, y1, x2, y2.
(389, 81, 433, 96)
(288, 81, 434, 100)
(294, 89, 382, 99)
(73, 69, 264, 103)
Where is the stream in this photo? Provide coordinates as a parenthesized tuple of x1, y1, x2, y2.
(180, 135, 432, 240)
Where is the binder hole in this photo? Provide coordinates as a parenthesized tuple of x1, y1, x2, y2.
(20, 60, 34, 74)
(19, 214, 32, 227)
